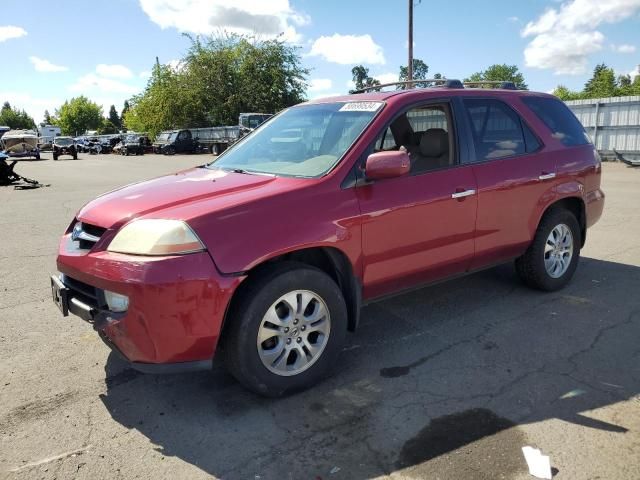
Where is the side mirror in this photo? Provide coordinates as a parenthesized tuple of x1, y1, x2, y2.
(365, 150, 410, 180)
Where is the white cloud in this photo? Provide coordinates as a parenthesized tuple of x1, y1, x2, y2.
(0, 91, 62, 123)
(507, 16, 520, 23)
(630, 65, 640, 79)
(309, 91, 342, 100)
(96, 64, 133, 79)
(0, 25, 27, 42)
(308, 78, 332, 92)
(138, 0, 308, 42)
(139, 71, 151, 79)
(309, 34, 385, 65)
(612, 43, 636, 53)
(522, 0, 640, 75)
(167, 59, 185, 71)
(69, 73, 139, 95)
(375, 72, 398, 85)
(29, 56, 68, 73)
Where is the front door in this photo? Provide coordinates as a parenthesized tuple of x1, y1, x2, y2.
(356, 102, 478, 299)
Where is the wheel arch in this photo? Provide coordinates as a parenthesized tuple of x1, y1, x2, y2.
(538, 195, 587, 247)
(219, 246, 361, 352)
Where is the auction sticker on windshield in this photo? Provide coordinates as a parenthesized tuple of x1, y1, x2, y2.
(338, 102, 383, 112)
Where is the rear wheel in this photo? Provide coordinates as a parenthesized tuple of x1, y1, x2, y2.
(73, 153, 78, 160)
(516, 208, 581, 291)
(223, 263, 348, 397)
(212, 144, 220, 156)
(53, 153, 58, 161)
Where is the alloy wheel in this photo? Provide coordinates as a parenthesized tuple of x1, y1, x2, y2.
(257, 290, 331, 376)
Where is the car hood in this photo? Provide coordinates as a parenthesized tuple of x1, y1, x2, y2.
(77, 167, 282, 228)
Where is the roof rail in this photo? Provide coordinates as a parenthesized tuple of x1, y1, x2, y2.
(352, 79, 520, 93)
(463, 81, 519, 90)
(352, 78, 463, 93)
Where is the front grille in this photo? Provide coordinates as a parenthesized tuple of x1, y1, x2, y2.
(61, 275, 106, 309)
(72, 221, 106, 250)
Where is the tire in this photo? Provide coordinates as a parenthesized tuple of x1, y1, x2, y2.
(515, 208, 581, 291)
(53, 154, 58, 161)
(73, 153, 78, 160)
(212, 144, 220, 156)
(165, 147, 175, 156)
(223, 263, 348, 397)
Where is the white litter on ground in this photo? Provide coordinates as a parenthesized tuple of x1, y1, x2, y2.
(522, 446, 552, 479)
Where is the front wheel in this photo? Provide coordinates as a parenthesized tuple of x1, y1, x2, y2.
(516, 208, 581, 291)
(223, 263, 348, 397)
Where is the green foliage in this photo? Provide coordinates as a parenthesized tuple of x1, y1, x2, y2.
(97, 119, 118, 135)
(399, 58, 429, 82)
(350, 65, 381, 92)
(551, 63, 640, 100)
(55, 96, 103, 136)
(108, 105, 121, 129)
(584, 63, 616, 98)
(125, 35, 308, 138)
(465, 64, 528, 90)
(43, 110, 52, 125)
(0, 101, 36, 130)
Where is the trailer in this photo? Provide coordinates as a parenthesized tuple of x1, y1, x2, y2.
(565, 95, 640, 166)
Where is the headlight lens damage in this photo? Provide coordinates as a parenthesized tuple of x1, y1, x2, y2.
(107, 219, 205, 256)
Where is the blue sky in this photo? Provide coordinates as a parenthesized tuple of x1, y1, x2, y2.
(1, 0, 639, 123)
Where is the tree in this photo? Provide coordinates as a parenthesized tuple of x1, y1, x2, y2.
(0, 101, 36, 129)
(108, 105, 121, 130)
(97, 119, 118, 134)
(583, 63, 617, 98)
(465, 64, 528, 90)
(552, 85, 583, 101)
(399, 58, 429, 84)
(54, 96, 103, 136)
(125, 35, 309, 137)
(350, 65, 381, 92)
(121, 100, 130, 120)
(43, 110, 52, 125)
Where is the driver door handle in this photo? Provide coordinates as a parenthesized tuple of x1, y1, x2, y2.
(451, 189, 476, 199)
(538, 172, 556, 181)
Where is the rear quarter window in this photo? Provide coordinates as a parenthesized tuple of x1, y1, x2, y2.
(522, 96, 591, 147)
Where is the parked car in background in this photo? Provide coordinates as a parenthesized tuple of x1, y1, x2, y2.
(51, 81, 604, 397)
(120, 134, 146, 156)
(85, 138, 102, 155)
(153, 130, 198, 155)
(52, 136, 78, 160)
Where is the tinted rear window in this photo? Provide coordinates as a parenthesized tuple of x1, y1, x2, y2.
(522, 96, 590, 146)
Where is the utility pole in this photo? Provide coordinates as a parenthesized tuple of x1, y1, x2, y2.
(408, 0, 413, 87)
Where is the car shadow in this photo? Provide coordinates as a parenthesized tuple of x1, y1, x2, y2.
(100, 257, 640, 479)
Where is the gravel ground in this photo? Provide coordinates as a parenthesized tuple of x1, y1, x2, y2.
(1, 153, 639, 480)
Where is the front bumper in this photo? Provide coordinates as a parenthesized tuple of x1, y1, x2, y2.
(55, 234, 246, 371)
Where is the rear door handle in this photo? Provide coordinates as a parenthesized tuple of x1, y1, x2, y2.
(538, 172, 556, 181)
(451, 189, 476, 199)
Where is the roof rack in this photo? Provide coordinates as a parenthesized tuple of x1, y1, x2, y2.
(352, 78, 463, 93)
(352, 79, 519, 93)
(463, 81, 518, 90)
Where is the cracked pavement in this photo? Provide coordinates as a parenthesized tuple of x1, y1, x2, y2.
(1, 155, 639, 479)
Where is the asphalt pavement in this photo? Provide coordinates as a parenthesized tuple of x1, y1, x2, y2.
(1, 153, 639, 479)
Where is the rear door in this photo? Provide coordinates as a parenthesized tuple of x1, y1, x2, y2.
(459, 97, 556, 269)
(356, 100, 478, 299)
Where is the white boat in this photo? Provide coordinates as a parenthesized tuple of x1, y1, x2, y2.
(1, 129, 40, 158)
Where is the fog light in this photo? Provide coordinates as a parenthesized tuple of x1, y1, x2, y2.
(104, 290, 129, 312)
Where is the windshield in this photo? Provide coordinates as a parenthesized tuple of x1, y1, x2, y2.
(209, 102, 383, 177)
(126, 135, 139, 142)
(55, 137, 73, 146)
(157, 132, 172, 141)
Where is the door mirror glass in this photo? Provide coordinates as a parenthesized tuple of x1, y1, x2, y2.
(365, 150, 410, 180)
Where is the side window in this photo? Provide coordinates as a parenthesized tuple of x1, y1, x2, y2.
(371, 104, 454, 175)
(463, 99, 526, 160)
(522, 96, 591, 146)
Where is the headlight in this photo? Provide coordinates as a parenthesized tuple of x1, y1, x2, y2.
(107, 219, 205, 256)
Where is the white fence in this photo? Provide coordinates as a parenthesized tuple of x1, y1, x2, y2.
(565, 95, 640, 160)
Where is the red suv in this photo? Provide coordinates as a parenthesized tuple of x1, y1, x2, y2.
(51, 81, 604, 396)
